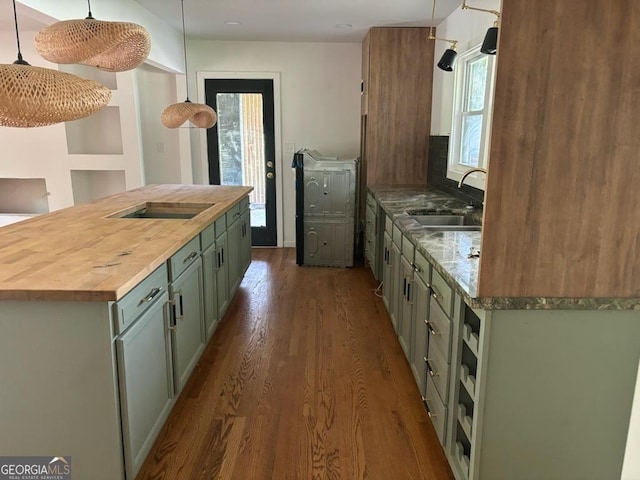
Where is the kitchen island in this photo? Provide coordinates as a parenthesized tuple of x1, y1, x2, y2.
(368, 185, 640, 480)
(0, 184, 252, 479)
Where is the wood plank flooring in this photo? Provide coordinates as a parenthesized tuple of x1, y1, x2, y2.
(136, 248, 454, 480)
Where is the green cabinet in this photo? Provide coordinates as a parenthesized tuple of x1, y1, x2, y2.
(215, 230, 230, 318)
(201, 243, 218, 341)
(227, 212, 242, 296)
(240, 207, 251, 276)
(169, 250, 205, 394)
(411, 274, 429, 397)
(398, 252, 414, 359)
(381, 230, 394, 314)
(116, 289, 173, 480)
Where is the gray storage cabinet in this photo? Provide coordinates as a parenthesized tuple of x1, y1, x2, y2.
(293, 149, 358, 267)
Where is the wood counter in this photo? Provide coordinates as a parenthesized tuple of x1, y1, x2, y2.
(0, 184, 252, 302)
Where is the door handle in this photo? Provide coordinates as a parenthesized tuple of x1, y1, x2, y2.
(267, 172, 274, 179)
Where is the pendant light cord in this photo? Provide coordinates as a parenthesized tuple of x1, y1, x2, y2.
(86, 0, 94, 19)
(12, 0, 28, 65)
(181, 0, 191, 102)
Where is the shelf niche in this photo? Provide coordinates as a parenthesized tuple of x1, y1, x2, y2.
(0, 178, 49, 214)
(71, 170, 126, 205)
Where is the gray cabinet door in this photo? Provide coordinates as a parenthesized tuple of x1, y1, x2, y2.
(170, 258, 205, 394)
(411, 275, 429, 397)
(201, 244, 218, 342)
(390, 241, 401, 333)
(227, 217, 242, 296)
(240, 209, 251, 276)
(216, 230, 230, 318)
(399, 254, 414, 360)
(117, 291, 173, 480)
(382, 231, 394, 313)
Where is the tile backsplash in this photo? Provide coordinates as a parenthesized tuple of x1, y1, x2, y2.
(427, 136, 484, 208)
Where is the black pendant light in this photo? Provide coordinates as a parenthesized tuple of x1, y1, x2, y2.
(437, 47, 458, 72)
(428, 0, 459, 72)
(461, 1, 501, 55)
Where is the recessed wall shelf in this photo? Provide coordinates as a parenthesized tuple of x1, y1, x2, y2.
(0, 178, 49, 214)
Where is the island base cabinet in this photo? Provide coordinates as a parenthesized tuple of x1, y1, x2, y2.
(202, 244, 219, 341)
(170, 258, 205, 394)
(216, 230, 230, 318)
(116, 292, 174, 480)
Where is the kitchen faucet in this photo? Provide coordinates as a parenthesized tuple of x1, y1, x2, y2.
(457, 167, 487, 188)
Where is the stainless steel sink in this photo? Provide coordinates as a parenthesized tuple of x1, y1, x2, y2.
(409, 214, 481, 231)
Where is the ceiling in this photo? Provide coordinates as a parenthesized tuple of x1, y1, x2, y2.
(132, 0, 462, 43)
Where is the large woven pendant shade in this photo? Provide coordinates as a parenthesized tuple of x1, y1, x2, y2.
(162, 100, 217, 129)
(35, 8, 150, 72)
(161, 0, 217, 129)
(0, 0, 111, 128)
(0, 63, 111, 128)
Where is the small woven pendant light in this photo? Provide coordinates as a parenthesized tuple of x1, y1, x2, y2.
(161, 0, 217, 129)
(0, 0, 111, 128)
(34, 0, 150, 73)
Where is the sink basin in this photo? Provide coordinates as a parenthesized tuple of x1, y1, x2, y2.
(110, 202, 214, 220)
(409, 214, 481, 231)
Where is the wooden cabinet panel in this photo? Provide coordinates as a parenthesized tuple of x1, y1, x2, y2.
(479, 0, 640, 297)
(362, 27, 434, 187)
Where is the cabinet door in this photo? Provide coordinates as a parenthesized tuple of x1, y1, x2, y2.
(411, 275, 429, 397)
(390, 241, 401, 333)
(201, 244, 218, 342)
(216, 231, 230, 318)
(170, 258, 205, 394)
(227, 217, 242, 296)
(117, 291, 173, 480)
(381, 231, 394, 313)
(399, 254, 414, 360)
(240, 209, 251, 276)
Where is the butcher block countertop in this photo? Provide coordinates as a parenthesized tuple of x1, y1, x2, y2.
(0, 184, 252, 302)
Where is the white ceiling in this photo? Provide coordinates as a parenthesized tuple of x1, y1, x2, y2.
(132, 0, 462, 43)
(1, 0, 462, 44)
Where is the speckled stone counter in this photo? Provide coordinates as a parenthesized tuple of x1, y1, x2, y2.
(369, 185, 640, 310)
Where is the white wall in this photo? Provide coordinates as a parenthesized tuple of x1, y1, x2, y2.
(430, 0, 500, 135)
(186, 40, 362, 247)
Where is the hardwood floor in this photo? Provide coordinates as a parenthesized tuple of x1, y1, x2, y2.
(136, 248, 454, 480)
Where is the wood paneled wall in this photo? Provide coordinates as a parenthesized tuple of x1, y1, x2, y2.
(363, 28, 434, 186)
(479, 0, 640, 297)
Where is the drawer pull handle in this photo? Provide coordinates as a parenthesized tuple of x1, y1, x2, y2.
(425, 358, 438, 377)
(427, 321, 439, 336)
(431, 285, 442, 301)
(411, 262, 421, 273)
(427, 410, 437, 419)
(183, 251, 199, 263)
(140, 286, 162, 305)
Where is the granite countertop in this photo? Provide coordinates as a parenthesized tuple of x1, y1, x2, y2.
(369, 185, 640, 310)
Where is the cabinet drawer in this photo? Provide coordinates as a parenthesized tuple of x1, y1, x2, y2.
(239, 196, 249, 212)
(169, 236, 201, 281)
(431, 268, 453, 317)
(200, 222, 216, 251)
(226, 203, 242, 225)
(426, 337, 450, 402)
(114, 264, 168, 335)
(392, 224, 402, 248)
(385, 214, 393, 234)
(214, 215, 226, 237)
(428, 300, 452, 362)
(402, 235, 414, 262)
(425, 374, 447, 445)
(413, 250, 431, 285)
(365, 205, 376, 230)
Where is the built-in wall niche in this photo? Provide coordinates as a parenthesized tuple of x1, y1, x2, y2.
(59, 64, 118, 90)
(71, 170, 126, 205)
(65, 106, 124, 155)
(0, 178, 49, 214)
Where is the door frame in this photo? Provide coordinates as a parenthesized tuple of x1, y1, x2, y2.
(196, 71, 284, 248)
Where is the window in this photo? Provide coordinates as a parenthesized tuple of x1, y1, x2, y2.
(447, 45, 496, 190)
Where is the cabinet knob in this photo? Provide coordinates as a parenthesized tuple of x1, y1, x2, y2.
(267, 172, 274, 179)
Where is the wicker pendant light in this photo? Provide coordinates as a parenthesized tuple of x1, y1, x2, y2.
(0, 0, 111, 128)
(34, 0, 150, 72)
(161, 0, 217, 129)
